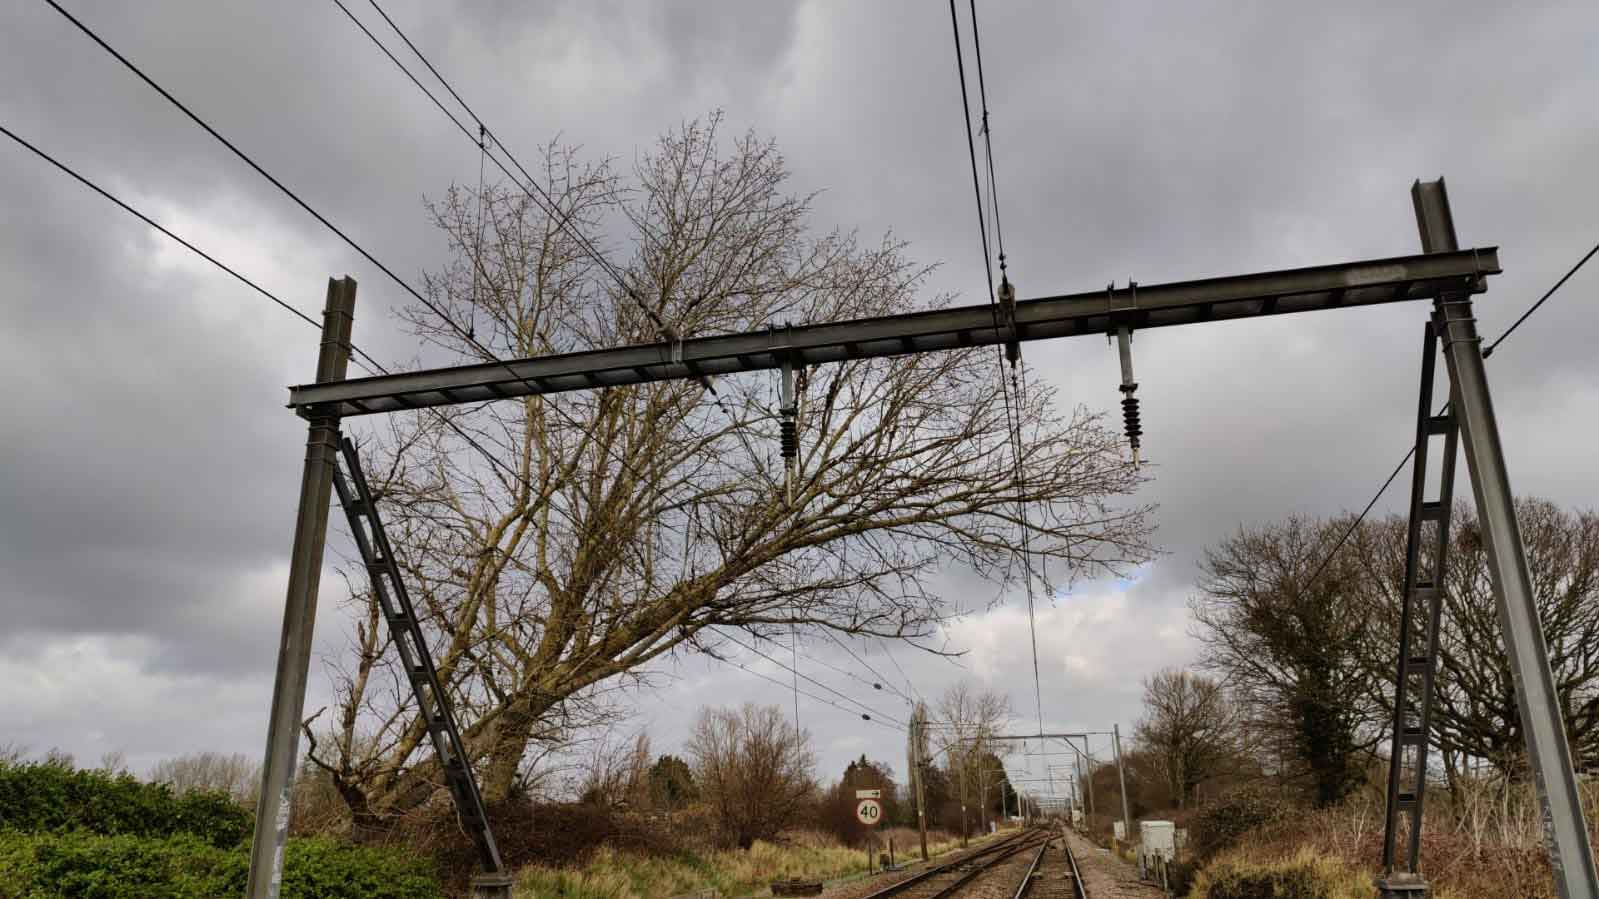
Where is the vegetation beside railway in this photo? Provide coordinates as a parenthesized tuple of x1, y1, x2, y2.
(517, 828, 987, 899)
(1080, 780, 1599, 899)
(1178, 786, 1599, 899)
(0, 758, 440, 899)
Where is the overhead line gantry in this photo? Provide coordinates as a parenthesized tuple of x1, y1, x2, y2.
(261, 180, 1599, 899)
(288, 248, 1492, 417)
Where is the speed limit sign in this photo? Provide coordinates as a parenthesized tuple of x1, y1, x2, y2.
(855, 798, 882, 826)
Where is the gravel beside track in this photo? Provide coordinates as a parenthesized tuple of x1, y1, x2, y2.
(1059, 828, 1165, 898)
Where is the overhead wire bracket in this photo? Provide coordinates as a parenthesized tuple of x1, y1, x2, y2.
(998, 275, 1021, 365)
(1107, 281, 1143, 465)
(774, 323, 800, 506)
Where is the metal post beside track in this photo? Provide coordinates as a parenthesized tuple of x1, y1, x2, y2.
(1397, 179, 1599, 899)
(247, 278, 356, 899)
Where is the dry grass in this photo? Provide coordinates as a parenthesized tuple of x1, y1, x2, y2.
(1183, 775, 1599, 899)
(514, 827, 973, 898)
(1188, 846, 1371, 899)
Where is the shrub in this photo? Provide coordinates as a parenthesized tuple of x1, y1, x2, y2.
(1165, 859, 1198, 895)
(0, 830, 441, 899)
(0, 761, 250, 848)
(27, 831, 241, 898)
(381, 799, 690, 890)
(278, 837, 442, 899)
(1188, 788, 1289, 861)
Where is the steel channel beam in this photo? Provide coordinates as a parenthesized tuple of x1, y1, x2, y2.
(247, 278, 356, 899)
(288, 249, 1497, 418)
(1414, 180, 1599, 898)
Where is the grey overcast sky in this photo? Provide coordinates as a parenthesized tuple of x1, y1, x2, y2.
(3, 0, 1598, 799)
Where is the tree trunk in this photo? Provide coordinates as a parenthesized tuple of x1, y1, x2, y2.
(478, 696, 551, 802)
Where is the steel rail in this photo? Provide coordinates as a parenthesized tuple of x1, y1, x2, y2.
(925, 834, 1050, 899)
(1011, 841, 1049, 898)
(1063, 834, 1087, 899)
(861, 829, 1047, 899)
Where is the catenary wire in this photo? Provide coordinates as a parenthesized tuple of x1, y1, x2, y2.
(949, 0, 1047, 738)
(715, 656, 902, 735)
(39, 0, 563, 416)
(745, 632, 909, 728)
(822, 629, 914, 704)
(340, 0, 739, 395)
(1483, 239, 1599, 357)
(0, 119, 571, 499)
(45, 4, 876, 720)
(42, 0, 726, 520)
(805, 638, 895, 698)
(790, 624, 801, 731)
(970, 0, 1047, 739)
(330, 0, 782, 492)
(724, 632, 907, 727)
(4, 115, 904, 748)
(1299, 241, 1598, 593)
(968, 0, 1008, 276)
(874, 635, 926, 705)
(0, 122, 323, 334)
(350, 0, 639, 308)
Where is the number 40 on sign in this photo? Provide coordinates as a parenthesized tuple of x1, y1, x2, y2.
(855, 796, 882, 826)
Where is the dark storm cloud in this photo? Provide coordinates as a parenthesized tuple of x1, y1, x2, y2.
(3, 0, 1596, 778)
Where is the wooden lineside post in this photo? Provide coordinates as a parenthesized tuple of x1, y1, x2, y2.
(246, 277, 356, 899)
(909, 707, 930, 861)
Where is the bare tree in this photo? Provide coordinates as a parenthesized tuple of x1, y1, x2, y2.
(1190, 516, 1385, 806)
(576, 729, 651, 808)
(42, 748, 74, 769)
(1133, 668, 1237, 808)
(149, 751, 262, 806)
(1352, 497, 1599, 780)
(934, 682, 1012, 834)
(687, 703, 815, 848)
(97, 750, 129, 776)
(309, 114, 1154, 826)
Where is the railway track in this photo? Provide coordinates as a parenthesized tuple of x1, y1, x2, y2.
(860, 829, 1051, 899)
(1010, 833, 1086, 898)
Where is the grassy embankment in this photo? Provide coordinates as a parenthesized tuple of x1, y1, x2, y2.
(515, 827, 982, 899)
(1183, 780, 1599, 899)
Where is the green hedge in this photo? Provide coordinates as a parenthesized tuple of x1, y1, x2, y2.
(0, 763, 249, 848)
(0, 831, 442, 899)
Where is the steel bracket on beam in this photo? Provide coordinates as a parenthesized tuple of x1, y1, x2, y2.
(1105, 280, 1141, 332)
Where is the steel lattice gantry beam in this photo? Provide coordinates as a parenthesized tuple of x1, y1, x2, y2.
(287, 248, 1498, 417)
